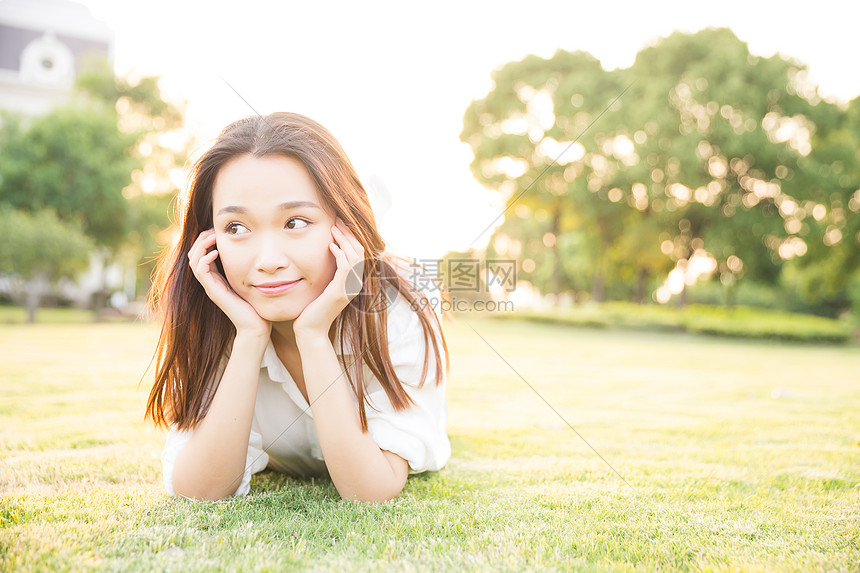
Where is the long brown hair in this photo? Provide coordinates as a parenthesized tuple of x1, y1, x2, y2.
(145, 112, 450, 432)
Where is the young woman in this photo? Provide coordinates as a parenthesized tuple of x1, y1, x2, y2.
(145, 112, 451, 503)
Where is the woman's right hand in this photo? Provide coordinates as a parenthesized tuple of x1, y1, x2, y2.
(188, 229, 271, 339)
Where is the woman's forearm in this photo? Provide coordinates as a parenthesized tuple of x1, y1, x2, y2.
(171, 332, 269, 500)
(297, 334, 408, 502)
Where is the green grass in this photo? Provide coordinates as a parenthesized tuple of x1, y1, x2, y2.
(1, 316, 859, 571)
(0, 306, 95, 324)
(0, 305, 144, 325)
(492, 302, 856, 344)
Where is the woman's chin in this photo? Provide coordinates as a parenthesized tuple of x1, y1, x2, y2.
(252, 304, 302, 325)
(260, 311, 299, 324)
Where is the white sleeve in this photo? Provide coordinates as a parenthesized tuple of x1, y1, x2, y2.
(364, 288, 451, 474)
(161, 426, 270, 498)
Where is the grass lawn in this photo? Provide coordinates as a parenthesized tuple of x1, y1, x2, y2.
(0, 306, 95, 325)
(1, 314, 858, 571)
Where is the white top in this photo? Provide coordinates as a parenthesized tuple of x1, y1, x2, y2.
(160, 265, 450, 498)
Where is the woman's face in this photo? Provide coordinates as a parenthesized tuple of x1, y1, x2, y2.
(211, 154, 337, 324)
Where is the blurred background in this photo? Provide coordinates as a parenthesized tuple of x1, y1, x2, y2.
(0, 0, 858, 343)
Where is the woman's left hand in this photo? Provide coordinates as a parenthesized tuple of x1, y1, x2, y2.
(293, 217, 365, 340)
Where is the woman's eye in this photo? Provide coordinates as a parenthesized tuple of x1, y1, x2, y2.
(225, 223, 249, 235)
(286, 217, 309, 230)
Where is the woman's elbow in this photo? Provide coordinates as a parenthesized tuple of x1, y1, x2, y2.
(341, 488, 403, 504)
(171, 483, 233, 502)
(171, 471, 239, 501)
(338, 477, 407, 503)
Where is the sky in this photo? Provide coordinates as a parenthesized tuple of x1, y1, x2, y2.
(73, 0, 860, 261)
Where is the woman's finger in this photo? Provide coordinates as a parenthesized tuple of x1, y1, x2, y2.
(331, 226, 359, 262)
(188, 232, 225, 295)
(192, 250, 222, 293)
(199, 248, 219, 269)
(188, 230, 216, 263)
(189, 240, 216, 271)
(329, 241, 346, 265)
(334, 220, 364, 256)
(330, 242, 363, 298)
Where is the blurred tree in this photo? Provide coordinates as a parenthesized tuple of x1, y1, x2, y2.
(124, 191, 178, 297)
(625, 28, 836, 305)
(779, 93, 860, 316)
(77, 57, 190, 303)
(461, 51, 634, 301)
(0, 56, 188, 311)
(460, 28, 858, 313)
(0, 208, 93, 322)
(626, 28, 858, 312)
(0, 107, 137, 247)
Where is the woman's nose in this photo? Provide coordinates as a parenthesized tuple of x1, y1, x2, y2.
(255, 234, 290, 273)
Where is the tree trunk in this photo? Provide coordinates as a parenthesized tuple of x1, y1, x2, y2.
(635, 268, 648, 304)
(550, 204, 563, 295)
(726, 281, 737, 310)
(592, 272, 604, 303)
(590, 231, 607, 303)
(25, 275, 44, 324)
(93, 249, 108, 321)
(676, 247, 693, 309)
(677, 286, 687, 309)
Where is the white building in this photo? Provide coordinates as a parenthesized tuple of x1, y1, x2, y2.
(0, 0, 113, 114)
(0, 0, 135, 309)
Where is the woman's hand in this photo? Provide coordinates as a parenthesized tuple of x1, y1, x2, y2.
(293, 218, 364, 339)
(188, 229, 271, 339)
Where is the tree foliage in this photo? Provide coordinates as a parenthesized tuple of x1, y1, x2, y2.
(0, 207, 93, 322)
(460, 28, 860, 314)
(0, 56, 188, 309)
(0, 107, 138, 248)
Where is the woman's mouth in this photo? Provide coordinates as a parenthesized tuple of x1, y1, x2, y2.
(254, 279, 302, 295)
